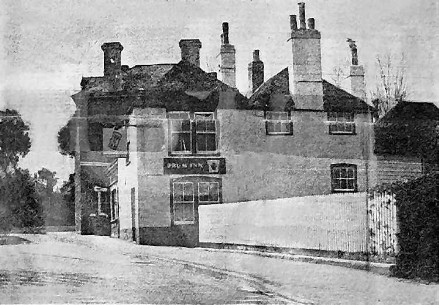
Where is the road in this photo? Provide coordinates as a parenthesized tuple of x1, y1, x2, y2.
(1, 233, 438, 304)
(0, 233, 297, 304)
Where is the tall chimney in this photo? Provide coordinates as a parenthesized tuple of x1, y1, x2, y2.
(298, 2, 306, 29)
(288, 3, 323, 110)
(179, 39, 202, 67)
(248, 50, 264, 94)
(101, 42, 124, 90)
(219, 22, 236, 88)
(348, 40, 366, 100)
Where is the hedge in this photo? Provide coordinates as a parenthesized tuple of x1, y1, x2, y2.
(378, 173, 439, 282)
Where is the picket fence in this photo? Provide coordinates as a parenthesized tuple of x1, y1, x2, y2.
(200, 191, 399, 256)
(368, 191, 398, 256)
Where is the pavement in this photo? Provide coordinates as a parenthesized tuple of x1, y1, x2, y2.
(1, 233, 438, 304)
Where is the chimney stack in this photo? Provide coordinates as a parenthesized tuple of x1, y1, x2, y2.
(179, 39, 202, 67)
(101, 42, 124, 91)
(288, 2, 323, 110)
(248, 50, 264, 94)
(219, 22, 236, 88)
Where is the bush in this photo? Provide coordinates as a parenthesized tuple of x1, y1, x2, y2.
(0, 169, 44, 232)
(391, 173, 439, 282)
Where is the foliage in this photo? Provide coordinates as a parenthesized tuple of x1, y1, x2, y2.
(57, 118, 75, 157)
(373, 174, 439, 282)
(371, 53, 408, 118)
(0, 109, 31, 171)
(0, 168, 44, 232)
(59, 173, 75, 225)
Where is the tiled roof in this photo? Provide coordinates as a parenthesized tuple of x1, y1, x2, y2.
(81, 60, 248, 115)
(248, 67, 372, 112)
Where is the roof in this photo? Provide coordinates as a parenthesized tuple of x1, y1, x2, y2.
(80, 60, 248, 117)
(248, 67, 372, 112)
(376, 101, 439, 126)
(374, 101, 439, 157)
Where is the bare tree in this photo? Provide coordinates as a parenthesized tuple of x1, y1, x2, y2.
(371, 53, 408, 118)
(331, 66, 347, 88)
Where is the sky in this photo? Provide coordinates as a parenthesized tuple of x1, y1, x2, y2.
(0, 0, 438, 183)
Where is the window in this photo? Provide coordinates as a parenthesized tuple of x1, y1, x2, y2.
(111, 189, 119, 221)
(171, 177, 222, 225)
(331, 164, 357, 192)
(328, 112, 355, 134)
(169, 112, 192, 154)
(198, 182, 219, 204)
(195, 113, 217, 154)
(168, 112, 217, 155)
(172, 182, 195, 224)
(265, 111, 292, 135)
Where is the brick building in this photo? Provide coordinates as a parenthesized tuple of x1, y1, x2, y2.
(70, 3, 422, 248)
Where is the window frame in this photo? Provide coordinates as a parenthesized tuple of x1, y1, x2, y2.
(265, 111, 293, 135)
(331, 163, 358, 193)
(170, 176, 222, 226)
(168, 111, 218, 156)
(328, 112, 356, 135)
(198, 181, 220, 204)
(171, 181, 196, 225)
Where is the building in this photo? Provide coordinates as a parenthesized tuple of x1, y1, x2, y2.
(373, 101, 439, 181)
(70, 3, 424, 251)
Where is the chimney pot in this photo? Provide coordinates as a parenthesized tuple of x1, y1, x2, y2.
(253, 50, 260, 61)
(307, 18, 315, 30)
(290, 15, 298, 31)
(248, 50, 264, 94)
(298, 2, 306, 29)
(222, 22, 229, 44)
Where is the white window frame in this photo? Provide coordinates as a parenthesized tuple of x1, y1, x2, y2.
(328, 112, 356, 135)
(194, 112, 217, 154)
(198, 182, 220, 204)
(265, 111, 292, 135)
(169, 111, 192, 155)
(168, 111, 217, 155)
(331, 164, 357, 192)
(172, 181, 195, 224)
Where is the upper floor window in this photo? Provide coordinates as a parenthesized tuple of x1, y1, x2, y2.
(168, 111, 217, 155)
(328, 112, 355, 135)
(331, 164, 357, 193)
(265, 111, 293, 135)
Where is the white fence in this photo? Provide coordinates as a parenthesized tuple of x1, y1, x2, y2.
(368, 191, 398, 256)
(199, 193, 369, 253)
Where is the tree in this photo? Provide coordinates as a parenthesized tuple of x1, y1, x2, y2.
(0, 168, 43, 232)
(60, 173, 75, 225)
(371, 53, 408, 118)
(57, 118, 75, 157)
(0, 109, 31, 171)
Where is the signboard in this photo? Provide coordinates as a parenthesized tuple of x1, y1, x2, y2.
(103, 127, 127, 154)
(164, 158, 226, 175)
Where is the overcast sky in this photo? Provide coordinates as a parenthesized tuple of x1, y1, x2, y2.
(1, 0, 438, 182)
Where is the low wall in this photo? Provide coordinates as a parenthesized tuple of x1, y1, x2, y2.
(199, 193, 368, 253)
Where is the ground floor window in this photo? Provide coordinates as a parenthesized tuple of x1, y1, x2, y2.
(331, 164, 357, 192)
(171, 176, 222, 225)
(110, 188, 119, 221)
